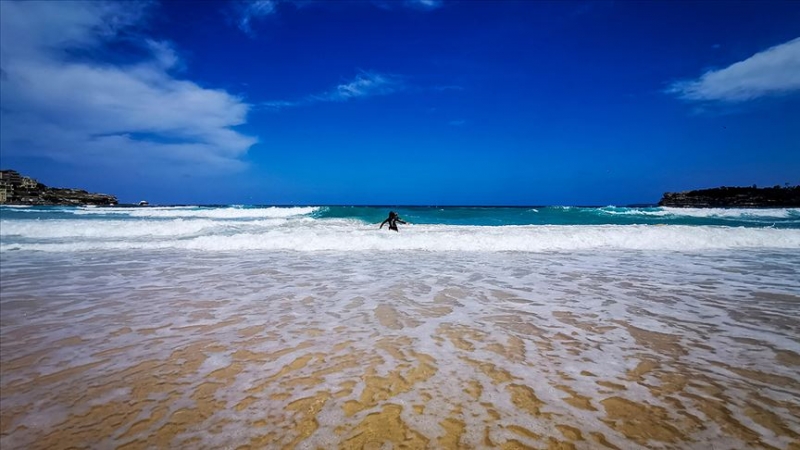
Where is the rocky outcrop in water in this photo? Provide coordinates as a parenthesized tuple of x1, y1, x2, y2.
(659, 185, 800, 207)
(0, 170, 117, 206)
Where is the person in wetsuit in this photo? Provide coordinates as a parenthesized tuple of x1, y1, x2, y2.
(380, 211, 407, 232)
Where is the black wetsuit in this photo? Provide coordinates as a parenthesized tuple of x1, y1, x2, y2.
(380, 212, 407, 232)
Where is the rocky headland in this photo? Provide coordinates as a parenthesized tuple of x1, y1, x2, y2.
(659, 185, 800, 208)
(0, 170, 118, 206)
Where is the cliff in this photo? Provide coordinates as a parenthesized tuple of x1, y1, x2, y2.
(659, 185, 800, 208)
(0, 170, 118, 206)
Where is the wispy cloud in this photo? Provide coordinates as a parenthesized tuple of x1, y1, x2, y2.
(0, 1, 256, 175)
(322, 72, 402, 101)
(667, 37, 800, 102)
(145, 39, 182, 70)
(233, 0, 443, 35)
(370, 1, 444, 11)
(401, 0, 444, 10)
(261, 100, 301, 110)
(263, 71, 403, 110)
(233, 0, 278, 36)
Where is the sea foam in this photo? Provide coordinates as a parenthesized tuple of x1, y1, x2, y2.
(601, 206, 800, 219)
(2, 220, 799, 252)
(1, 249, 798, 449)
(3, 205, 799, 253)
(70, 205, 320, 219)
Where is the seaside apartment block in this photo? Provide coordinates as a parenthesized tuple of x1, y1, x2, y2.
(0, 170, 39, 204)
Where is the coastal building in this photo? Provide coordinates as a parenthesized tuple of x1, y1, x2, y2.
(20, 176, 38, 189)
(0, 170, 22, 186)
(0, 179, 14, 190)
(0, 170, 21, 204)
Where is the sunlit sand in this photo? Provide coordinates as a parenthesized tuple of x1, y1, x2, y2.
(1, 250, 798, 449)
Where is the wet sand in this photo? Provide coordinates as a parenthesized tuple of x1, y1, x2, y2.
(1, 250, 799, 449)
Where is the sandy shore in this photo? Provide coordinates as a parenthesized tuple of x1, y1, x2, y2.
(1, 250, 799, 449)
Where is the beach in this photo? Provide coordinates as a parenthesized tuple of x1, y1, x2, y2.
(2, 245, 799, 449)
(1, 206, 800, 449)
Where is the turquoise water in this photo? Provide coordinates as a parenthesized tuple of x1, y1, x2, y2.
(7, 204, 794, 227)
(2, 204, 800, 252)
(314, 205, 800, 228)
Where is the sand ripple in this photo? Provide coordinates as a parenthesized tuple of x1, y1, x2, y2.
(1, 249, 799, 449)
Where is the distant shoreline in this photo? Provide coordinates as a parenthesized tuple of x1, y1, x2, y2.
(4, 202, 800, 209)
(0, 169, 117, 206)
(658, 185, 800, 208)
(3, 167, 798, 208)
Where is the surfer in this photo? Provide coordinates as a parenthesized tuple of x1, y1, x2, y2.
(380, 211, 407, 232)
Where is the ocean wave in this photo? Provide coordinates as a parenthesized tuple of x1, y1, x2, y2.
(67, 206, 320, 219)
(0, 217, 317, 239)
(3, 223, 799, 252)
(599, 206, 799, 219)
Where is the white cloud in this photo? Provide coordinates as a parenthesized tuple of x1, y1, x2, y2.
(261, 100, 301, 110)
(234, 0, 278, 36)
(371, 0, 444, 11)
(0, 1, 256, 174)
(233, 0, 442, 35)
(263, 71, 403, 109)
(668, 37, 800, 102)
(145, 39, 182, 70)
(405, 0, 444, 10)
(326, 72, 402, 101)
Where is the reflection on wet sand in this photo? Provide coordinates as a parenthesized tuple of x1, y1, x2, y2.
(1, 250, 799, 449)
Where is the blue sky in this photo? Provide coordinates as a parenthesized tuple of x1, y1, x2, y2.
(1, 0, 799, 205)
